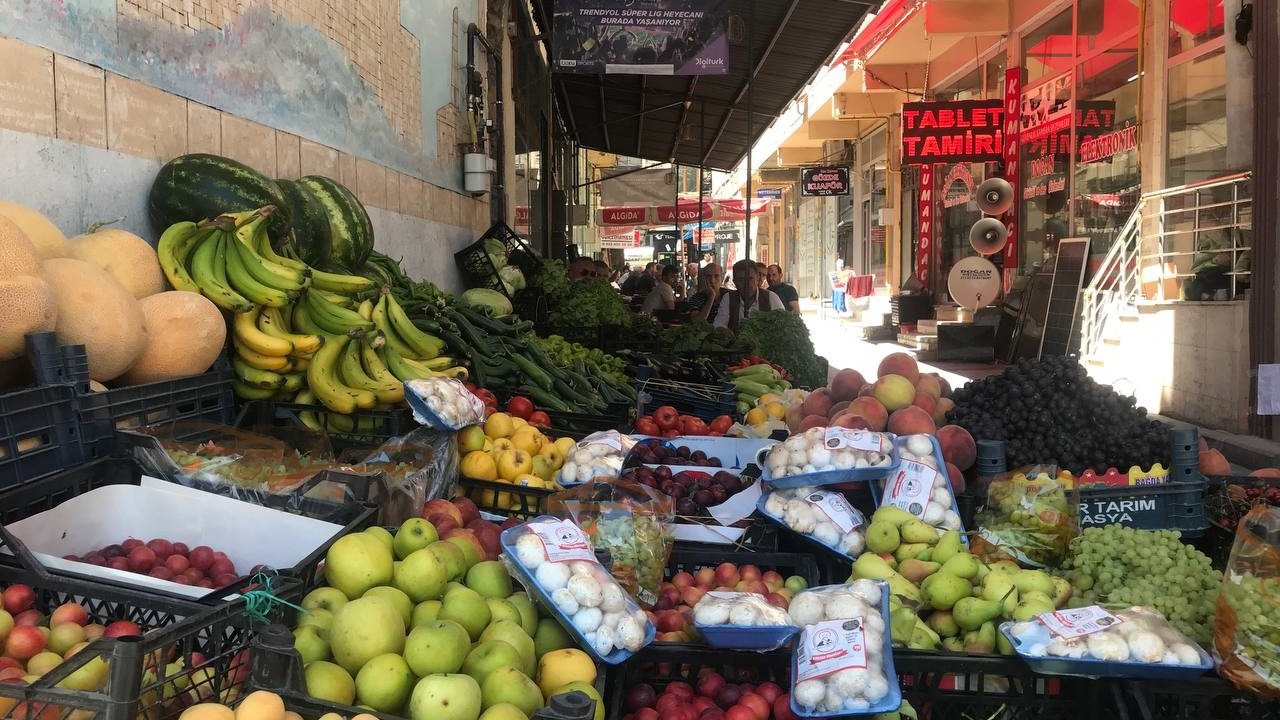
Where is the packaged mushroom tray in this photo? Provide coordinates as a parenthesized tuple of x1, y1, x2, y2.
(1000, 605, 1214, 679)
(760, 428, 898, 489)
(757, 487, 867, 561)
(690, 591, 798, 650)
(501, 517, 655, 663)
(870, 434, 966, 540)
(556, 430, 638, 487)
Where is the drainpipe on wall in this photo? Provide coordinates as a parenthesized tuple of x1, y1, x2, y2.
(467, 23, 505, 226)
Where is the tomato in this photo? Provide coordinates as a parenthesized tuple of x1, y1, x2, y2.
(634, 417, 661, 435)
(681, 416, 708, 435)
(661, 429, 681, 439)
(528, 410, 551, 429)
(506, 396, 534, 420)
(709, 415, 733, 433)
(653, 405, 681, 431)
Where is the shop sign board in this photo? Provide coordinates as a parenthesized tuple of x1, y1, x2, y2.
(942, 164, 976, 208)
(755, 188, 783, 199)
(645, 229, 680, 253)
(714, 227, 740, 244)
(599, 228, 642, 248)
(900, 100, 1005, 165)
(800, 167, 850, 196)
(916, 164, 935, 285)
(1080, 124, 1138, 164)
(1020, 72, 1073, 144)
(1002, 68, 1021, 290)
(598, 206, 650, 226)
(552, 0, 730, 76)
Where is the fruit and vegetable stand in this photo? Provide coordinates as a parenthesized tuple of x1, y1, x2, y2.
(1, 154, 1279, 720)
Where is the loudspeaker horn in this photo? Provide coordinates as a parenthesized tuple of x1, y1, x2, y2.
(976, 177, 1015, 215)
(970, 217, 1009, 255)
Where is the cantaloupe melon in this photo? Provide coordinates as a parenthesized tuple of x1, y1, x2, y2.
(0, 202, 69, 259)
(0, 217, 58, 360)
(69, 227, 167, 298)
(118, 291, 226, 385)
(42, 258, 148, 382)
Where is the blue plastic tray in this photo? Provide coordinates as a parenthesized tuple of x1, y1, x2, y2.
(755, 490, 865, 563)
(499, 518, 656, 665)
(760, 432, 899, 490)
(869, 434, 968, 545)
(998, 621, 1214, 680)
(789, 580, 902, 717)
(694, 623, 798, 651)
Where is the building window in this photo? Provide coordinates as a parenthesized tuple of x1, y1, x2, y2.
(1167, 48, 1228, 186)
(1023, 9, 1073, 85)
(1168, 0, 1225, 56)
(1073, 48, 1140, 258)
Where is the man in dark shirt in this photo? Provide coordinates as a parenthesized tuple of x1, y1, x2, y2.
(621, 262, 657, 296)
(766, 264, 801, 312)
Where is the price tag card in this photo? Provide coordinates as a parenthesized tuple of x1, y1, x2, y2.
(881, 460, 939, 518)
(1036, 606, 1123, 639)
(805, 491, 863, 534)
(795, 618, 869, 682)
(527, 519, 597, 564)
(824, 428, 884, 452)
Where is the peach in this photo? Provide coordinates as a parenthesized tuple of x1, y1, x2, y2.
(945, 462, 966, 493)
(877, 352, 920, 384)
(1199, 448, 1230, 475)
(785, 405, 807, 431)
(932, 397, 955, 426)
(933, 373, 952, 398)
(937, 425, 977, 471)
(887, 406, 937, 437)
(829, 369, 867, 402)
(873, 374, 916, 412)
(857, 383, 877, 398)
(798, 414, 828, 432)
(828, 401, 850, 419)
(915, 374, 942, 400)
(912, 391, 936, 416)
(847, 397, 889, 431)
(1250, 468, 1280, 478)
(802, 389, 834, 418)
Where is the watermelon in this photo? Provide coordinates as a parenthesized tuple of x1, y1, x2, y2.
(148, 153, 291, 241)
(275, 178, 333, 267)
(297, 175, 374, 270)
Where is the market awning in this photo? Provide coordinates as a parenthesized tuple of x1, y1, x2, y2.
(595, 198, 771, 227)
(533, 0, 877, 170)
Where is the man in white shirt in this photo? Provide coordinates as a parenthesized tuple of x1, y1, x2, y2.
(712, 259, 783, 333)
(641, 264, 678, 314)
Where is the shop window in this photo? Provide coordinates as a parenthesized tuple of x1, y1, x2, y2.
(1023, 9, 1073, 85)
(1168, 0, 1225, 57)
(1167, 48, 1228, 186)
(1073, 50, 1140, 258)
(1075, 0, 1141, 55)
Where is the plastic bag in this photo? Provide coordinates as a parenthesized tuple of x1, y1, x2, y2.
(1005, 605, 1211, 668)
(972, 465, 1076, 568)
(1214, 504, 1280, 697)
(404, 377, 484, 430)
(347, 427, 458, 526)
(557, 430, 636, 487)
(547, 479, 674, 607)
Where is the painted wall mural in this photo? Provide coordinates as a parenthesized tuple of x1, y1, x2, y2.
(0, 0, 477, 192)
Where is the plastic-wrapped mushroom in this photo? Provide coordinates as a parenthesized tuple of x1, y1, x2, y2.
(568, 575, 604, 608)
(832, 668, 867, 699)
(599, 583, 627, 613)
(849, 579, 882, 606)
(573, 606, 603, 633)
(813, 522, 841, 547)
(863, 674, 889, 703)
(593, 626, 616, 657)
(1086, 632, 1130, 661)
(535, 562, 571, 592)
(728, 603, 760, 626)
(616, 616, 646, 652)
(1169, 643, 1202, 665)
(1126, 630, 1167, 662)
(841, 531, 866, 556)
(514, 533, 547, 570)
(823, 684, 845, 712)
(906, 435, 933, 456)
(693, 602, 732, 626)
(788, 592, 826, 627)
(793, 680, 825, 709)
(551, 587, 580, 616)
(764, 493, 787, 517)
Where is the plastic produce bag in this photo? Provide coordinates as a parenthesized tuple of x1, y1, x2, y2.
(972, 465, 1076, 568)
(1004, 605, 1211, 669)
(348, 427, 458, 526)
(547, 479, 673, 607)
(404, 377, 484, 430)
(1214, 504, 1280, 697)
(557, 430, 637, 487)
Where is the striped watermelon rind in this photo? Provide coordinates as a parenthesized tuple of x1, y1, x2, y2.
(297, 175, 374, 270)
(148, 153, 291, 240)
(275, 178, 333, 267)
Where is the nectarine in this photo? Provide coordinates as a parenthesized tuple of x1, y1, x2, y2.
(937, 425, 977, 471)
(877, 352, 920, 384)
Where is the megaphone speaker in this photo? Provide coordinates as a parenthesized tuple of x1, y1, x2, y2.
(970, 217, 1009, 255)
(976, 177, 1014, 215)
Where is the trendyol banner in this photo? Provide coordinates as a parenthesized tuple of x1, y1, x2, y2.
(551, 0, 730, 76)
(595, 198, 770, 227)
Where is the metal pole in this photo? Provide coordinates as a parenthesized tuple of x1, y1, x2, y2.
(743, 10, 754, 260)
(674, 163, 681, 268)
(699, 101, 707, 272)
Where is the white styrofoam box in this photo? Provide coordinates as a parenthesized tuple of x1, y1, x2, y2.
(4, 476, 346, 599)
(672, 523, 746, 545)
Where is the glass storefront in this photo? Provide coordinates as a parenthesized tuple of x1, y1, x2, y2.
(1071, 46, 1140, 259)
(1167, 0, 1227, 188)
(859, 127, 888, 286)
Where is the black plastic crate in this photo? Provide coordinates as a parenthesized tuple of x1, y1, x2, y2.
(457, 475, 556, 519)
(664, 545, 820, 587)
(635, 379, 736, 423)
(23, 331, 89, 389)
(237, 400, 415, 454)
(603, 644, 790, 718)
(1115, 676, 1279, 720)
(79, 367, 236, 458)
(0, 384, 87, 491)
(453, 222, 542, 299)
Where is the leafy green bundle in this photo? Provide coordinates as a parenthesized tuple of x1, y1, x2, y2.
(733, 310, 828, 389)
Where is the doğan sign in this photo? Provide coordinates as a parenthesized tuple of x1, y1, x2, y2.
(901, 100, 1005, 165)
(800, 167, 850, 196)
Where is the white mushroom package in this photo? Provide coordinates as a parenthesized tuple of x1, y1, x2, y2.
(692, 591, 794, 628)
(877, 434, 962, 535)
(788, 580, 899, 715)
(404, 377, 485, 430)
(557, 430, 636, 486)
(760, 487, 867, 558)
(1006, 605, 1210, 668)
(506, 518, 653, 661)
(763, 427, 894, 481)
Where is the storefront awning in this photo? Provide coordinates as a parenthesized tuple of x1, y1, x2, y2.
(596, 198, 771, 227)
(533, 0, 877, 171)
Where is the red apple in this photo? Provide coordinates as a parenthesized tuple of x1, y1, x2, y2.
(13, 610, 41, 627)
(146, 539, 174, 559)
(666, 682, 695, 700)
(82, 624, 105, 641)
(165, 555, 190, 575)
(656, 610, 686, 633)
(754, 682, 782, 705)
(761, 571, 784, 592)
(680, 586, 706, 607)
(172, 542, 190, 557)
(765, 592, 789, 609)
(422, 498, 464, 527)
(773, 694, 797, 720)
(671, 571, 695, 589)
(121, 539, 143, 551)
(656, 694, 684, 716)
(0, 658, 20, 672)
(739, 565, 761, 583)
(694, 568, 716, 589)
(188, 546, 215, 571)
(715, 685, 742, 709)
(0, 666, 25, 682)
(103, 621, 142, 638)
(714, 563, 740, 588)
(208, 559, 235, 579)
(127, 546, 157, 573)
(4, 626, 46, 660)
(2, 584, 35, 614)
(105, 557, 129, 571)
(739, 693, 770, 720)
(49, 603, 88, 627)
(626, 684, 658, 711)
(148, 567, 173, 581)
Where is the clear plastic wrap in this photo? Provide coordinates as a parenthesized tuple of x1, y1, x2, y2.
(348, 427, 459, 526)
(404, 377, 485, 430)
(760, 427, 897, 489)
(1214, 504, 1280, 697)
(556, 430, 637, 487)
(972, 465, 1076, 568)
(547, 479, 674, 607)
(758, 486, 867, 560)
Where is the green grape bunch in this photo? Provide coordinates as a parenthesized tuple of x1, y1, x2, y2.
(1059, 526, 1222, 644)
(1219, 573, 1280, 689)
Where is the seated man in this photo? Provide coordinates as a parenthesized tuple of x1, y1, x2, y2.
(712, 259, 783, 333)
(641, 264, 679, 314)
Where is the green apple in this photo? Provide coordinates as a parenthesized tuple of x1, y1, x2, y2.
(294, 626, 330, 664)
(486, 598, 521, 628)
(533, 618, 573, 659)
(445, 581, 469, 597)
(478, 620, 535, 677)
(365, 526, 395, 553)
(395, 548, 449, 603)
(466, 561, 513, 599)
(329, 596, 406, 674)
(505, 593, 539, 637)
(446, 535, 483, 570)
(429, 541, 467, 581)
(301, 586, 349, 614)
(412, 600, 442, 627)
(394, 518, 440, 560)
(58, 655, 107, 692)
(439, 586, 491, 641)
(325, 532, 394, 599)
(409, 673, 481, 720)
(296, 607, 335, 640)
(305, 661, 356, 705)
(47, 623, 85, 655)
(355, 652, 414, 713)
(459, 424, 487, 454)
(404, 620, 471, 676)
(784, 576, 808, 593)
(364, 586, 414, 626)
(462, 639, 525, 685)
(480, 666, 542, 715)
(479, 703, 529, 720)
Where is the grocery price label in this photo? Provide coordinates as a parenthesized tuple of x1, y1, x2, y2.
(882, 460, 939, 518)
(795, 618, 868, 682)
(527, 519, 597, 564)
(805, 491, 862, 534)
(824, 428, 884, 452)
(1036, 606, 1122, 639)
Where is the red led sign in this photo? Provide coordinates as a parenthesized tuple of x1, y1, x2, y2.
(901, 100, 1005, 165)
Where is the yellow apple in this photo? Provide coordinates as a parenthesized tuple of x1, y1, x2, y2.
(554, 437, 576, 456)
(509, 428, 545, 455)
(458, 425, 487, 454)
(530, 455, 557, 482)
(460, 451, 498, 481)
(512, 474, 546, 489)
(496, 449, 534, 482)
(482, 438, 493, 453)
(485, 412, 515, 439)
(490, 438, 516, 455)
(537, 443, 564, 465)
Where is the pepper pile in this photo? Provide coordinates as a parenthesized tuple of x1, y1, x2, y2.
(728, 362, 793, 415)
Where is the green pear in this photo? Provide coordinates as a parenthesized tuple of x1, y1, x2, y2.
(462, 639, 524, 685)
(297, 607, 334, 640)
(506, 592, 539, 637)
(941, 636, 965, 652)
(1013, 569, 1055, 597)
(329, 596, 406, 674)
(533, 617, 574, 658)
(872, 505, 917, 526)
(409, 674, 481, 720)
(479, 619, 536, 677)
(980, 574, 1019, 616)
(899, 518, 940, 545)
(354, 653, 414, 712)
(907, 622, 939, 650)
(1051, 577, 1073, 608)
(889, 607, 918, 645)
(974, 563, 989, 581)
(897, 559, 940, 585)
(412, 600, 442, 627)
(925, 611, 959, 638)
(939, 553, 980, 579)
(1011, 593, 1056, 622)
(293, 626, 329, 663)
(932, 530, 963, 565)
(996, 629, 1015, 655)
(326, 532, 394, 599)
(487, 598, 522, 628)
(852, 552, 896, 580)
(480, 666, 543, 715)
(404, 620, 471, 675)
(915, 547, 933, 562)
(962, 621, 997, 654)
(394, 548, 450, 603)
(920, 571, 971, 611)
(439, 586, 492, 640)
(865, 520, 902, 553)
(953, 596, 1003, 631)
(393, 518, 439, 560)
(305, 661, 356, 705)
(894, 542, 930, 563)
(364, 586, 414, 626)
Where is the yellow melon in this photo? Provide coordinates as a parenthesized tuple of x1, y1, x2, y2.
(118, 291, 226, 385)
(42, 258, 148, 382)
(69, 227, 167, 298)
(0, 217, 58, 360)
(0, 216, 43, 276)
(0, 202, 69, 259)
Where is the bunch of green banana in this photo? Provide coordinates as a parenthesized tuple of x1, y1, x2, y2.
(229, 305, 322, 401)
(158, 209, 303, 311)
